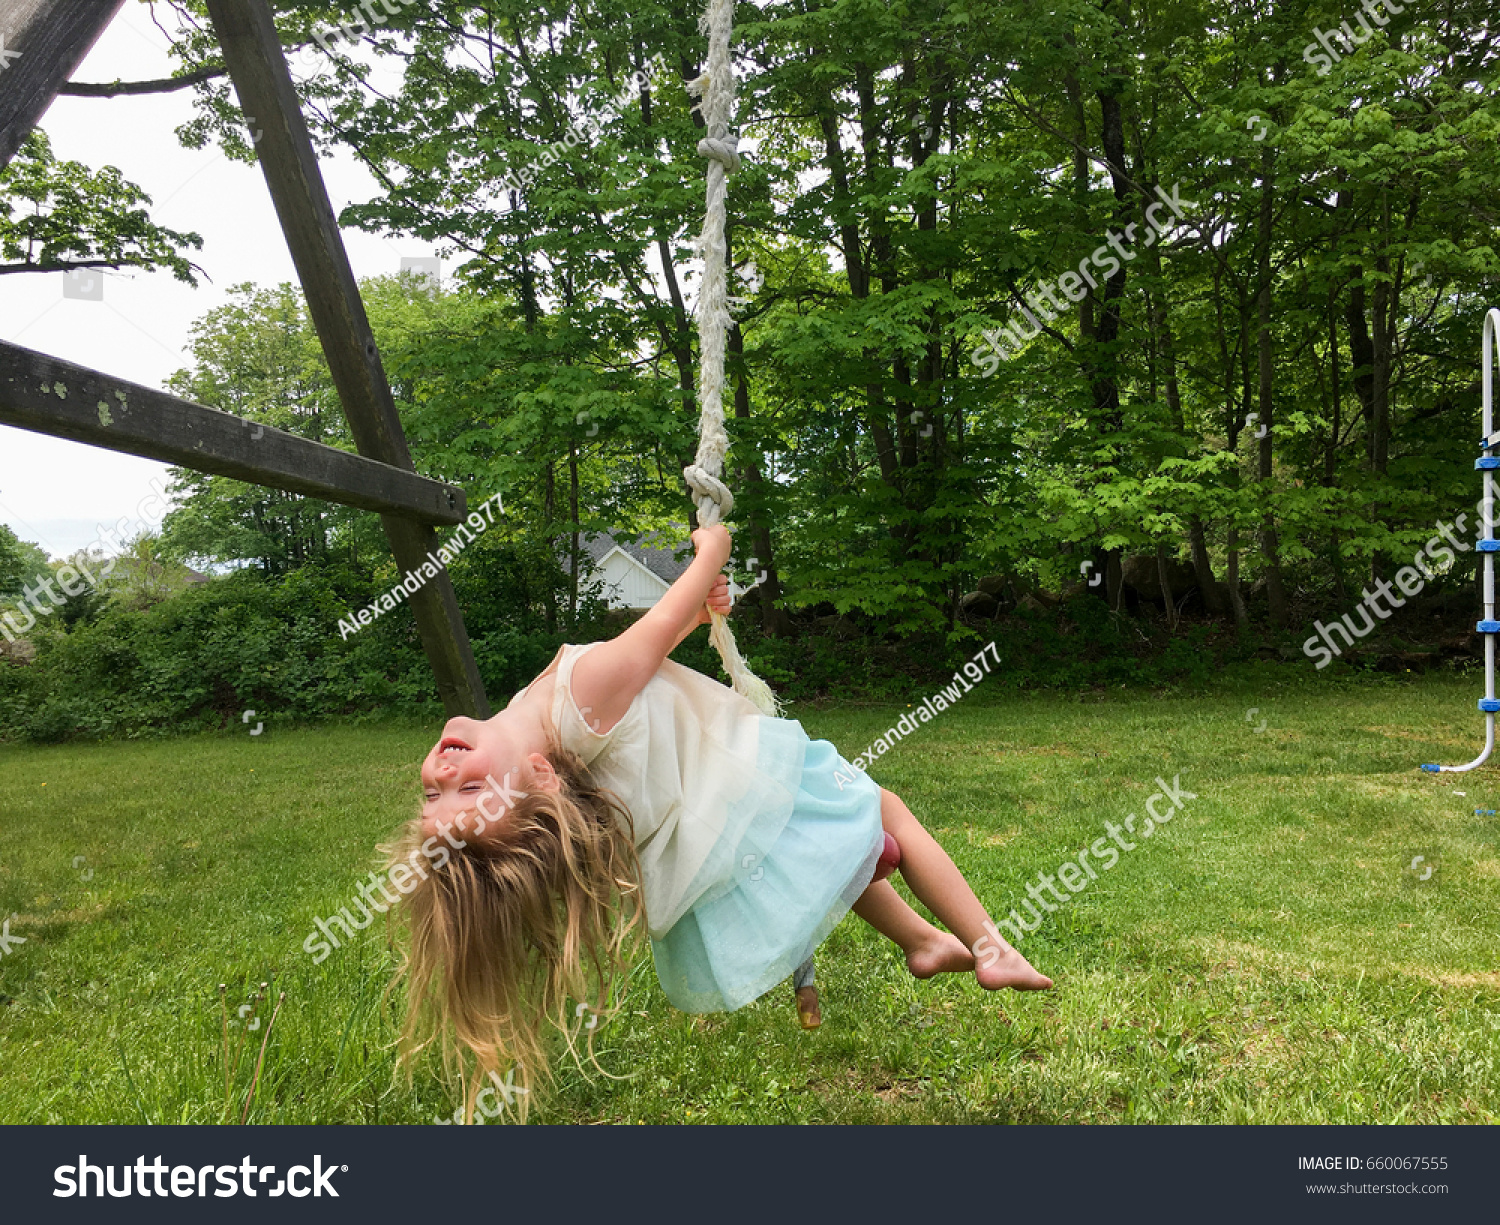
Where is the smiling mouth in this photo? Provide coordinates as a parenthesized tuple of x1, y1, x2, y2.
(438, 737, 472, 754)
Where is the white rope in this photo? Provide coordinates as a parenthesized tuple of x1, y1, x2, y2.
(683, 0, 779, 717)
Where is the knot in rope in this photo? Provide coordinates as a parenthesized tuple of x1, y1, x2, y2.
(697, 133, 741, 172)
(683, 463, 734, 526)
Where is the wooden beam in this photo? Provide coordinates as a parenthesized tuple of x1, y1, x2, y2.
(205, 0, 490, 719)
(204, 0, 419, 474)
(0, 340, 466, 526)
(0, 0, 125, 168)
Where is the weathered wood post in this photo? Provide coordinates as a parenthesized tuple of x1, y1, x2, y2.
(204, 0, 489, 717)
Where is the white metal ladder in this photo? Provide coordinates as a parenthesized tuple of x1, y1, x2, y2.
(1422, 307, 1500, 773)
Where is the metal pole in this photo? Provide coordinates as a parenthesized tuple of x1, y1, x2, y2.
(1422, 307, 1500, 773)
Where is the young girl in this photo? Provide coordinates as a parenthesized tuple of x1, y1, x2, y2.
(388, 523, 1051, 1115)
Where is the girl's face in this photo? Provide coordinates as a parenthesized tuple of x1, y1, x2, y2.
(418, 716, 554, 844)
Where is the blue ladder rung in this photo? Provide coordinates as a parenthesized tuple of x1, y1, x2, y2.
(1479, 457, 1500, 469)
(1480, 540, 1500, 552)
(1479, 620, 1500, 633)
(1481, 699, 1500, 713)
(1420, 763, 1441, 772)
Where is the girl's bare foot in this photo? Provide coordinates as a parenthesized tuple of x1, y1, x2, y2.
(906, 932, 975, 979)
(976, 944, 1053, 991)
(795, 985, 822, 1029)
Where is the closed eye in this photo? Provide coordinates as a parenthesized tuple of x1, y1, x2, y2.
(460, 783, 483, 792)
(425, 783, 483, 802)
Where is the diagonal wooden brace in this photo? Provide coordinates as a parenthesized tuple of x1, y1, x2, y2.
(205, 0, 488, 717)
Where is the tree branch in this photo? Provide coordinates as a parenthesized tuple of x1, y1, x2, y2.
(59, 65, 227, 97)
(0, 259, 120, 275)
(0, 257, 208, 282)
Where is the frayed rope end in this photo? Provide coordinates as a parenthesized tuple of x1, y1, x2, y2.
(709, 612, 780, 717)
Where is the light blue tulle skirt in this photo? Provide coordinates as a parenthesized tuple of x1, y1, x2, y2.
(648, 722, 885, 1013)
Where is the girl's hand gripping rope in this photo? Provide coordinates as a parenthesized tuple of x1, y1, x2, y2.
(691, 525, 735, 627)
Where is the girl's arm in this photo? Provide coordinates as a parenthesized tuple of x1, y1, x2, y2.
(568, 525, 733, 732)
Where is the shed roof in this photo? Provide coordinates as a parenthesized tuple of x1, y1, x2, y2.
(579, 529, 691, 585)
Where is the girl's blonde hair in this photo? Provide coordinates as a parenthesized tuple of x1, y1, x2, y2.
(383, 731, 643, 1121)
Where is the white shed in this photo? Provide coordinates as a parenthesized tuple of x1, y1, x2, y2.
(590, 543, 672, 609)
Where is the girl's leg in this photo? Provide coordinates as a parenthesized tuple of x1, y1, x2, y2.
(878, 788, 1052, 991)
(852, 880, 975, 978)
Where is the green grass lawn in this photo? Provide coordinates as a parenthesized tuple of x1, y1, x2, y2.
(2, 667, 1497, 1124)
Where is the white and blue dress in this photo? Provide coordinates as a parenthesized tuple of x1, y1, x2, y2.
(539, 643, 884, 1012)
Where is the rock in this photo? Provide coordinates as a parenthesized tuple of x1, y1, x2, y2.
(959, 591, 999, 618)
(1121, 554, 1196, 601)
(974, 574, 1018, 612)
(1017, 594, 1047, 614)
(1119, 555, 1153, 592)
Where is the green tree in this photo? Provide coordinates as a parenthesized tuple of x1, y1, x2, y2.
(162, 281, 373, 575)
(153, 0, 1500, 642)
(0, 525, 50, 598)
(160, 274, 672, 635)
(105, 532, 200, 611)
(0, 130, 203, 280)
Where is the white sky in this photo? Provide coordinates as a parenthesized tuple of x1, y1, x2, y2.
(0, 6, 437, 560)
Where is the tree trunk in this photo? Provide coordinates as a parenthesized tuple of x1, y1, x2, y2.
(1225, 526, 1250, 632)
(1157, 542, 1179, 631)
(813, 93, 900, 489)
(1369, 194, 1394, 477)
(1254, 144, 1291, 628)
(1147, 239, 1226, 615)
(567, 441, 579, 625)
(1087, 71, 1130, 606)
(1212, 261, 1250, 633)
(542, 461, 557, 634)
(1187, 519, 1221, 614)
(1326, 287, 1348, 604)
(727, 317, 792, 637)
